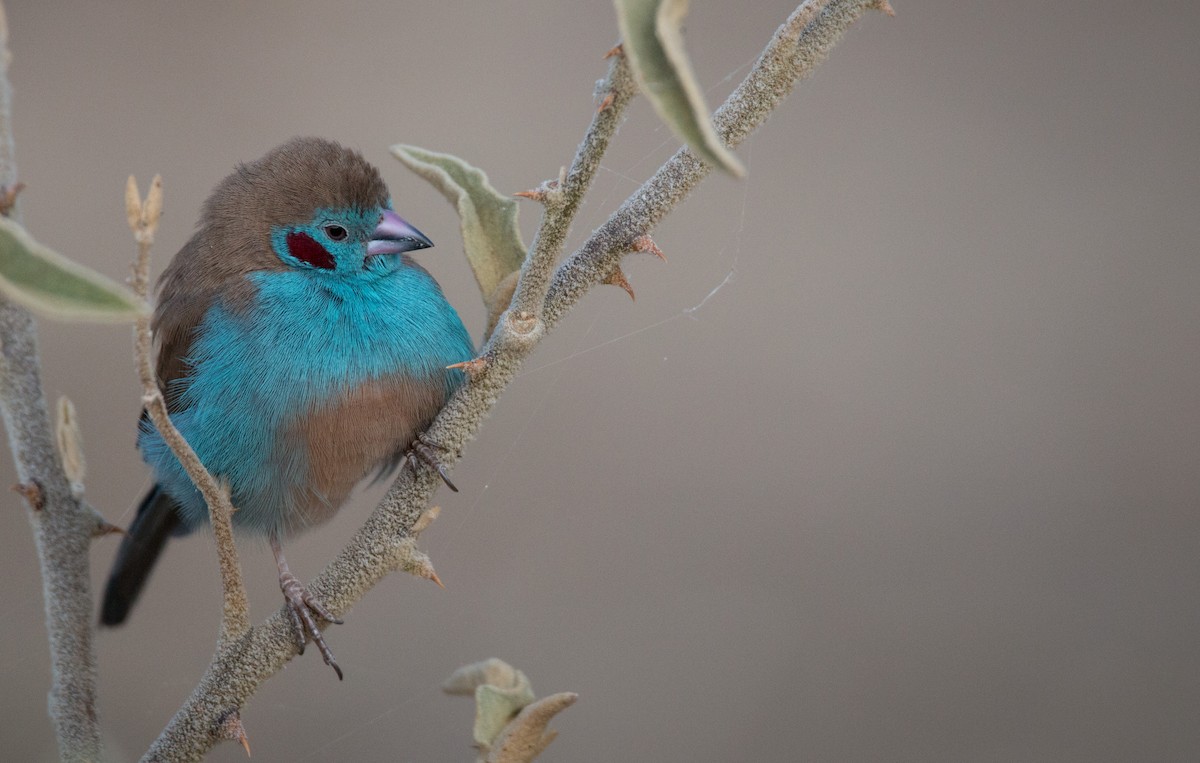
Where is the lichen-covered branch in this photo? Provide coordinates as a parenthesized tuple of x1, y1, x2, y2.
(127, 176, 251, 642)
(145, 2, 886, 758)
(545, 0, 891, 327)
(501, 47, 635, 339)
(0, 3, 104, 760)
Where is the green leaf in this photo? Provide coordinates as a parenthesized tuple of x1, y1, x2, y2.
(443, 659, 538, 747)
(614, 0, 745, 177)
(391, 145, 527, 310)
(0, 216, 145, 322)
(474, 681, 535, 747)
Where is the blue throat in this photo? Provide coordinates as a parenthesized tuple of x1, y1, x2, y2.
(140, 243, 473, 536)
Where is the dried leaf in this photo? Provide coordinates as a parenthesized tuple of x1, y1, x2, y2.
(141, 174, 163, 234)
(487, 692, 577, 763)
(55, 395, 86, 495)
(391, 145, 527, 313)
(0, 215, 145, 322)
(614, 0, 745, 176)
(124, 175, 141, 232)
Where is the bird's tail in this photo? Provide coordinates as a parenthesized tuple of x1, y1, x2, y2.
(100, 485, 182, 626)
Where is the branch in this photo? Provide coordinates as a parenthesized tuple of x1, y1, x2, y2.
(126, 176, 251, 642)
(0, 3, 105, 760)
(144, 2, 886, 758)
(504, 48, 636, 326)
(544, 0, 891, 328)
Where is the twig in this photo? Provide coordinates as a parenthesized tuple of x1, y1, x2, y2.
(144, 2, 886, 758)
(501, 49, 636, 341)
(544, 0, 887, 327)
(0, 3, 105, 760)
(127, 176, 251, 642)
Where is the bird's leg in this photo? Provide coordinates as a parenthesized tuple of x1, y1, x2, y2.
(270, 535, 344, 680)
(406, 431, 459, 492)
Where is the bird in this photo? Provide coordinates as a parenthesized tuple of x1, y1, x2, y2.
(101, 137, 474, 678)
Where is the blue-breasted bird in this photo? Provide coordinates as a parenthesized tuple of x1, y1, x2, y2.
(101, 137, 474, 677)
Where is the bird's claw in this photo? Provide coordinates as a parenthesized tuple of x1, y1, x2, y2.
(279, 571, 344, 680)
(406, 435, 458, 492)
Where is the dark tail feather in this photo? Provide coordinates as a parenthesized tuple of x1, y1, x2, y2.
(101, 486, 182, 626)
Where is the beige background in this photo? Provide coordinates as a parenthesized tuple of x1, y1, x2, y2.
(3, 1, 1198, 761)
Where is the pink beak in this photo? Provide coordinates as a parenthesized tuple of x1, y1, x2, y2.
(368, 209, 433, 256)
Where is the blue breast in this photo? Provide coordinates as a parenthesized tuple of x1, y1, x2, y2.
(140, 261, 473, 536)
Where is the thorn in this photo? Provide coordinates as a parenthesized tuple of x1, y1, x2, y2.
(407, 550, 445, 589)
(597, 91, 615, 113)
(218, 710, 252, 758)
(92, 518, 126, 538)
(517, 169, 567, 208)
(429, 568, 446, 590)
(447, 357, 488, 378)
(413, 505, 441, 535)
(632, 234, 667, 262)
(876, 0, 896, 16)
(0, 181, 25, 217)
(12, 481, 44, 511)
(604, 43, 624, 59)
(604, 267, 636, 301)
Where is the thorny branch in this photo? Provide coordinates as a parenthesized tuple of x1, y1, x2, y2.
(544, 0, 893, 327)
(0, 1, 889, 759)
(143, 2, 888, 759)
(503, 48, 636, 332)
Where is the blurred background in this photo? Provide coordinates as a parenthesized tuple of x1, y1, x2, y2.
(2, 1, 1198, 760)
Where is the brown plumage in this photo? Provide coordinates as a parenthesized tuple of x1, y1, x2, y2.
(153, 137, 391, 409)
(102, 138, 474, 680)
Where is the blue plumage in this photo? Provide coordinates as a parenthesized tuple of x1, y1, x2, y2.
(139, 244, 472, 537)
(102, 138, 472, 675)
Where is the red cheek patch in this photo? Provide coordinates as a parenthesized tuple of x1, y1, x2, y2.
(286, 231, 336, 270)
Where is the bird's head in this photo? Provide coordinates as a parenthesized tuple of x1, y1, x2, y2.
(197, 137, 432, 282)
(270, 205, 432, 276)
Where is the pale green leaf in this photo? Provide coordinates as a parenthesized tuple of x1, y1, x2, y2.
(472, 671, 535, 743)
(443, 659, 537, 747)
(0, 216, 145, 322)
(474, 683, 532, 747)
(443, 657, 527, 695)
(614, 0, 745, 177)
(391, 145, 527, 309)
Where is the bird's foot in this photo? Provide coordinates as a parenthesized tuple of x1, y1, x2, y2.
(406, 433, 459, 492)
(273, 536, 344, 680)
(279, 571, 344, 679)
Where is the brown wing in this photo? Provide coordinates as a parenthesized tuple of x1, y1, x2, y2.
(146, 136, 389, 412)
(151, 235, 223, 412)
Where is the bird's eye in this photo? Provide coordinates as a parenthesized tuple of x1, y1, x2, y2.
(324, 224, 348, 241)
